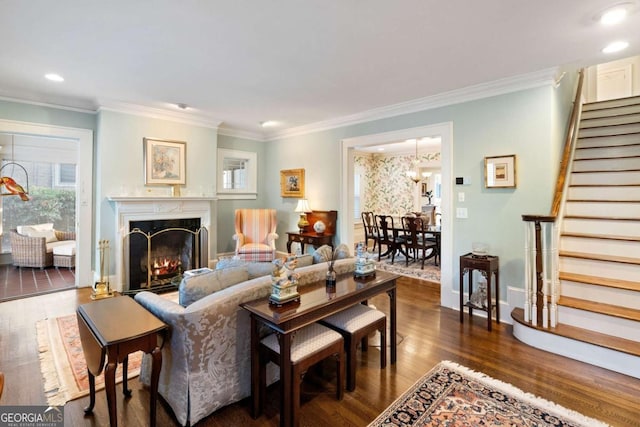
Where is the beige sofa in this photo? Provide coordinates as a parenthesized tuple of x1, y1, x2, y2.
(134, 251, 354, 426)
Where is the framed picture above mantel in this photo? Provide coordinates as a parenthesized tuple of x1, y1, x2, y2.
(144, 138, 186, 185)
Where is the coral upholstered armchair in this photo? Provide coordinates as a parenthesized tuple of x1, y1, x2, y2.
(233, 209, 278, 262)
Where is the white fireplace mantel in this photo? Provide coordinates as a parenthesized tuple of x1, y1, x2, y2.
(108, 196, 217, 292)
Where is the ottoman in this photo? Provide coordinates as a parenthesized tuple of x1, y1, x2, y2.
(53, 241, 76, 268)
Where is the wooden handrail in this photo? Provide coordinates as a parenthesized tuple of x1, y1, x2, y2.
(550, 69, 585, 217)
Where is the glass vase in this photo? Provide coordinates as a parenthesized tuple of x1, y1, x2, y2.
(325, 267, 337, 287)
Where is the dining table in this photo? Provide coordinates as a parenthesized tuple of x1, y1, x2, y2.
(377, 216, 441, 266)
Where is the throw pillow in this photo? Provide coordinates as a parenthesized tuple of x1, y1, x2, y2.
(179, 266, 249, 307)
(312, 244, 352, 264)
(23, 228, 58, 243)
(17, 223, 54, 235)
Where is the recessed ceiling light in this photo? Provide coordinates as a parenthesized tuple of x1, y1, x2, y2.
(260, 120, 277, 127)
(377, 147, 385, 151)
(602, 40, 629, 53)
(600, 5, 629, 25)
(44, 73, 64, 82)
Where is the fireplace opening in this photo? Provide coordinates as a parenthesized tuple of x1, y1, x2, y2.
(125, 218, 208, 294)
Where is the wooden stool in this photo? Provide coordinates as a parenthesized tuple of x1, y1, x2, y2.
(321, 303, 386, 391)
(260, 323, 345, 426)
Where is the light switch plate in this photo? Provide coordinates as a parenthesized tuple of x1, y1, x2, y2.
(458, 192, 465, 202)
(456, 207, 468, 218)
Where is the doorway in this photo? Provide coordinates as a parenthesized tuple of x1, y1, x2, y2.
(340, 122, 453, 302)
(0, 120, 94, 291)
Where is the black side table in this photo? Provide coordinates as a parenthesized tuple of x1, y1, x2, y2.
(459, 252, 499, 331)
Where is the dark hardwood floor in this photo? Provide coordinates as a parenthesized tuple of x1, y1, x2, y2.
(1, 277, 639, 426)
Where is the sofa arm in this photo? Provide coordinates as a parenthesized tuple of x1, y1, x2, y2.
(55, 230, 76, 241)
(135, 291, 186, 327)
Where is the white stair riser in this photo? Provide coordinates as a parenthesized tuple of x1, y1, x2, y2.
(570, 171, 640, 186)
(583, 97, 640, 111)
(574, 145, 640, 159)
(558, 305, 640, 341)
(560, 236, 638, 258)
(560, 257, 640, 281)
(577, 133, 640, 148)
(581, 105, 640, 119)
(562, 218, 640, 236)
(564, 201, 639, 217)
(567, 185, 640, 200)
(580, 113, 640, 128)
(572, 157, 639, 172)
(560, 280, 640, 309)
(578, 123, 640, 138)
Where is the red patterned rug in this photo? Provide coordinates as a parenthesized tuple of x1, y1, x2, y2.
(36, 314, 143, 406)
(368, 361, 608, 427)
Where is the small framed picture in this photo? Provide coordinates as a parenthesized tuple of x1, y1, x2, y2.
(143, 138, 186, 185)
(485, 155, 516, 188)
(280, 168, 305, 198)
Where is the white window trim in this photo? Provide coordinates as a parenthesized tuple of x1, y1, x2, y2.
(216, 148, 257, 200)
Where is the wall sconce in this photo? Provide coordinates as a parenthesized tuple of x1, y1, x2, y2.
(295, 199, 312, 232)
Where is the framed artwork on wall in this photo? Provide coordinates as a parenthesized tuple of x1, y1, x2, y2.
(280, 168, 305, 198)
(143, 138, 187, 185)
(484, 154, 516, 188)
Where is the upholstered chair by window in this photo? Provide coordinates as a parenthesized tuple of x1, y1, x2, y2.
(233, 209, 278, 262)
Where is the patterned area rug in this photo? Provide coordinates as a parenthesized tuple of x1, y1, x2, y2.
(369, 361, 608, 427)
(36, 314, 143, 406)
(375, 253, 440, 283)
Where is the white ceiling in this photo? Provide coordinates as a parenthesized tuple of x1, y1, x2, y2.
(1, 1, 639, 140)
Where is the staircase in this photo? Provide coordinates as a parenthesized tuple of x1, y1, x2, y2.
(513, 95, 640, 379)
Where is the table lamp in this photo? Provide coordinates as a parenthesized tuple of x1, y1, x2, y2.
(295, 199, 311, 232)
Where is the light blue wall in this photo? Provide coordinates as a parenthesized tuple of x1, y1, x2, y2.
(0, 100, 96, 131)
(259, 81, 576, 295)
(95, 110, 218, 263)
(216, 134, 269, 253)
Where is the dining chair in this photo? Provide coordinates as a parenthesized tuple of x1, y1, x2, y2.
(401, 216, 437, 269)
(375, 215, 404, 263)
(259, 323, 345, 426)
(361, 211, 379, 251)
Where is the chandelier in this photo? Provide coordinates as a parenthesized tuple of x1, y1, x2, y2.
(406, 139, 429, 184)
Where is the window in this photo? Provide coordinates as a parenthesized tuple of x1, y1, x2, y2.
(354, 172, 361, 220)
(216, 148, 257, 199)
(55, 163, 76, 187)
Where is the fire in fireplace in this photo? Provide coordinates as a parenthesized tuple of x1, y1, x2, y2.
(125, 218, 208, 294)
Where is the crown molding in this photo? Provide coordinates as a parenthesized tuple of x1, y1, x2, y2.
(97, 100, 223, 130)
(265, 67, 560, 141)
(217, 126, 265, 141)
(0, 95, 97, 114)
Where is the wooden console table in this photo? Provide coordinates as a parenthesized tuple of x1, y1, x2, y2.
(77, 296, 167, 427)
(286, 210, 337, 254)
(459, 252, 500, 331)
(241, 270, 398, 427)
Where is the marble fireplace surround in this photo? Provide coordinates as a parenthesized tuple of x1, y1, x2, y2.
(108, 196, 216, 293)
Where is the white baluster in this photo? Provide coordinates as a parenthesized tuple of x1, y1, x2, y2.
(541, 223, 549, 328)
(550, 222, 559, 327)
(524, 221, 531, 323)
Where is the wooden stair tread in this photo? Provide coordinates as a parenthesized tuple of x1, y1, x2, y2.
(511, 308, 640, 357)
(564, 214, 640, 221)
(559, 271, 640, 291)
(574, 155, 640, 161)
(576, 142, 640, 150)
(561, 232, 640, 242)
(559, 250, 640, 265)
(558, 296, 640, 322)
(572, 169, 640, 173)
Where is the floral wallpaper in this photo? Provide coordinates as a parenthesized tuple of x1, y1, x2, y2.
(355, 152, 440, 217)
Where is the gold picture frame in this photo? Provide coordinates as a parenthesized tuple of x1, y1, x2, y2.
(280, 168, 305, 198)
(485, 154, 516, 188)
(144, 138, 187, 185)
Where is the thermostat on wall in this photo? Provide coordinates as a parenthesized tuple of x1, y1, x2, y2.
(455, 176, 471, 185)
